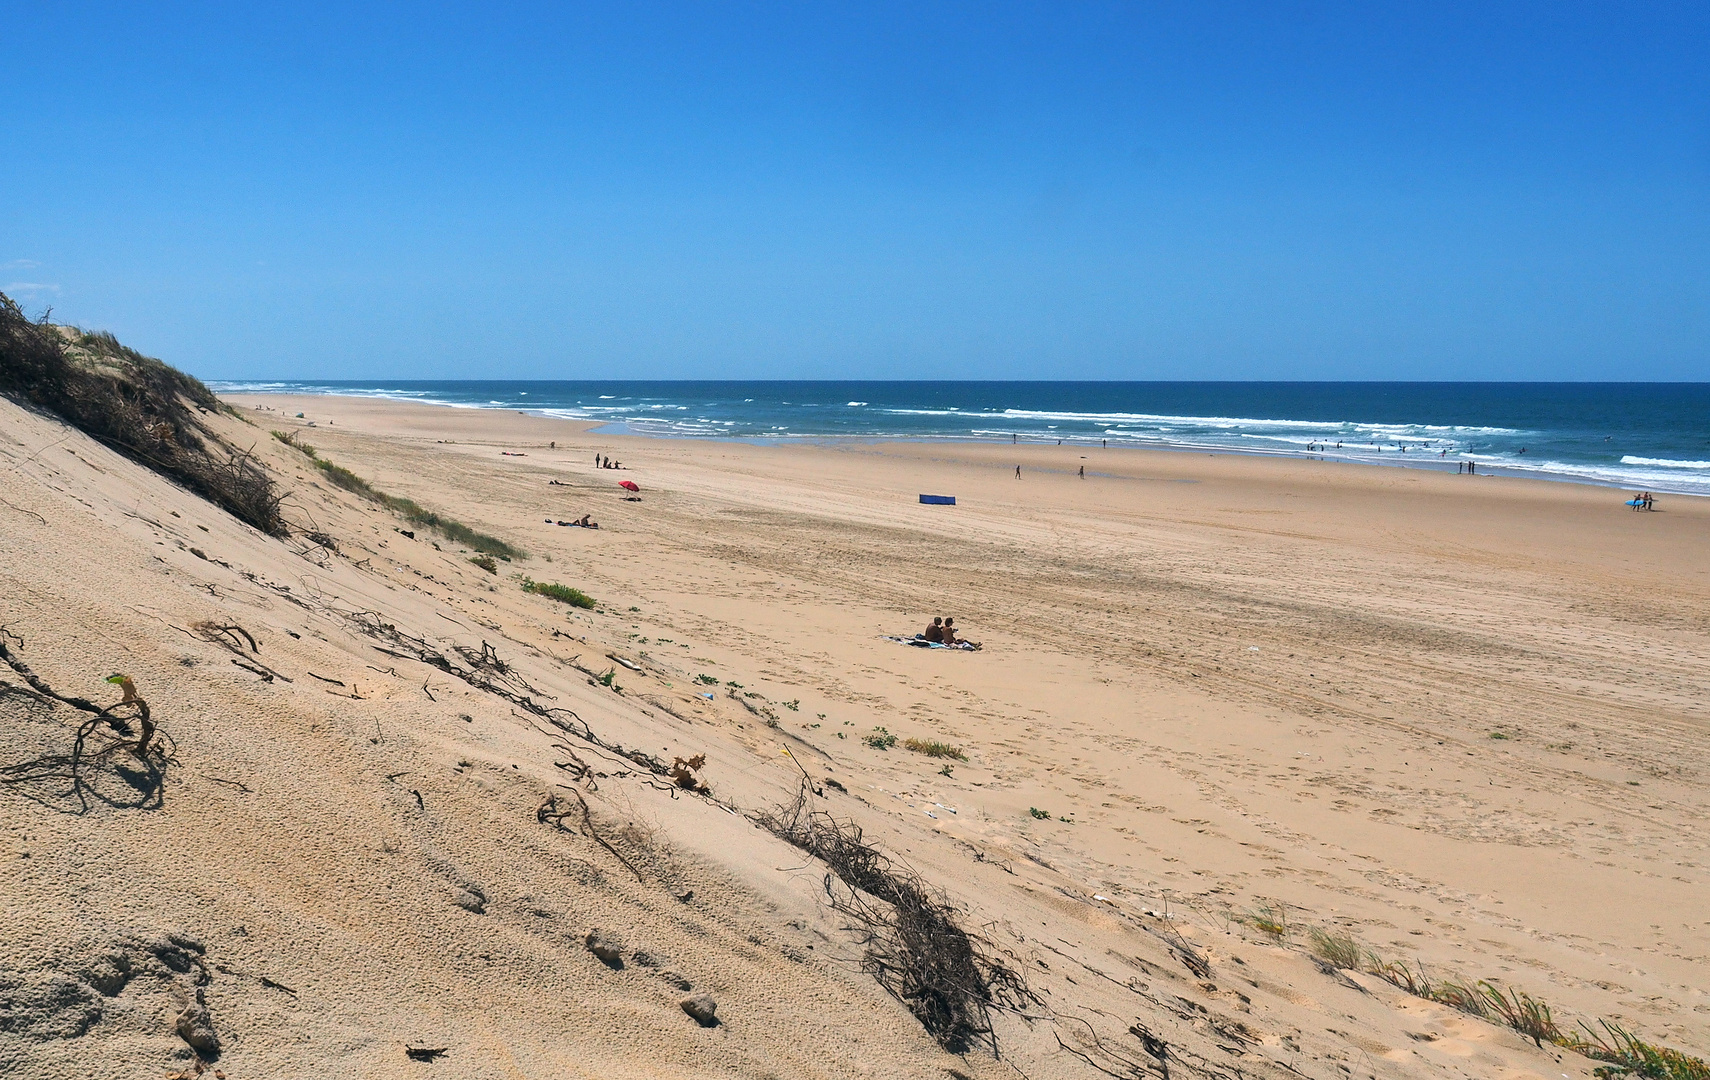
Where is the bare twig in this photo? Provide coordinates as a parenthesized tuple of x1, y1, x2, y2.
(537, 788, 645, 882)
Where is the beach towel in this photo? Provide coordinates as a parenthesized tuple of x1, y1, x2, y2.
(881, 635, 980, 651)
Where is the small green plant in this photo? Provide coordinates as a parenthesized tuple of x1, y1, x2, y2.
(469, 555, 497, 574)
(1058, 815, 1074, 823)
(938, 764, 954, 777)
(782, 699, 799, 711)
(862, 727, 897, 750)
(628, 606, 640, 612)
(521, 578, 596, 609)
(1308, 927, 1366, 970)
(597, 668, 617, 687)
(1248, 904, 1289, 941)
(1028, 807, 1050, 820)
(725, 681, 743, 689)
(695, 674, 719, 685)
(1490, 731, 1510, 740)
(903, 737, 966, 760)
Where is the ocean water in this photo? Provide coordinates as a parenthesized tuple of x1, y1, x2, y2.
(212, 381, 1710, 497)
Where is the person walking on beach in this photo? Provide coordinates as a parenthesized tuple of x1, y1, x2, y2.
(1079, 465, 1085, 478)
(1015, 465, 1021, 478)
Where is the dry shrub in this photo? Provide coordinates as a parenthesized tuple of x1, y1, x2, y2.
(755, 787, 1035, 1053)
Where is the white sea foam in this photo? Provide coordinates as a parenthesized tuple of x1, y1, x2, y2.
(1621, 456, 1710, 470)
(884, 406, 1521, 436)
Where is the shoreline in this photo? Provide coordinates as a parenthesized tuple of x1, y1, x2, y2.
(222, 385, 1707, 499)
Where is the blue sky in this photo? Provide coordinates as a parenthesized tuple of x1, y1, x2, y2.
(3, 2, 1706, 380)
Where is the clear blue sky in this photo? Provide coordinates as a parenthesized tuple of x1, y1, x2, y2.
(4, 2, 1706, 380)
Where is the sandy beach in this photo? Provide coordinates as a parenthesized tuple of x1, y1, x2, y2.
(3, 389, 1705, 1079)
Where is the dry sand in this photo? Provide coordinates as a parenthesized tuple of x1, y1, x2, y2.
(1, 390, 1705, 1079)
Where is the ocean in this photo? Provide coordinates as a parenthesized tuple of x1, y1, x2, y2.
(211, 381, 1710, 498)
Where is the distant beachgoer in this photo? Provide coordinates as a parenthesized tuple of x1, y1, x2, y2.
(1643, 492, 1654, 510)
(550, 441, 555, 449)
(1079, 465, 1085, 478)
(1102, 439, 1107, 448)
(1015, 465, 1021, 478)
(594, 453, 600, 466)
(922, 617, 943, 643)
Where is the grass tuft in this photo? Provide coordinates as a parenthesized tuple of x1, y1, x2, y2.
(1308, 927, 1366, 970)
(469, 555, 497, 574)
(903, 737, 966, 760)
(521, 577, 596, 609)
(1247, 904, 1288, 941)
(1342, 940, 1710, 1079)
(270, 429, 316, 457)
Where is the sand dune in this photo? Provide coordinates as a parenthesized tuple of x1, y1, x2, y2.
(1, 390, 1704, 1079)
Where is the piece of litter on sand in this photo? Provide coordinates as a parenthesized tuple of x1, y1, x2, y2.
(934, 803, 957, 814)
(1094, 894, 1115, 904)
(925, 810, 938, 819)
(700, 693, 714, 700)
(1248, 646, 1260, 651)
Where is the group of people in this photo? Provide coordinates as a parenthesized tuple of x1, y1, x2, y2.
(544, 515, 599, 528)
(1629, 491, 1655, 511)
(917, 616, 979, 649)
(595, 454, 624, 469)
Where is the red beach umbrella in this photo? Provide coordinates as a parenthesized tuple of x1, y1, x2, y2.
(618, 480, 640, 492)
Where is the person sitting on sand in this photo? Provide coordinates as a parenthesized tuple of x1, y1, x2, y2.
(942, 617, 980, 649)
(920, 617, 943, 643)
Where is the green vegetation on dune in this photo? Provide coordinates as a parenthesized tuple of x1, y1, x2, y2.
(520, 578, 596, 608)
(0, 292, 286, 535)
(1307, 929, 1710, 1080)
(268, 428, 522, 557)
